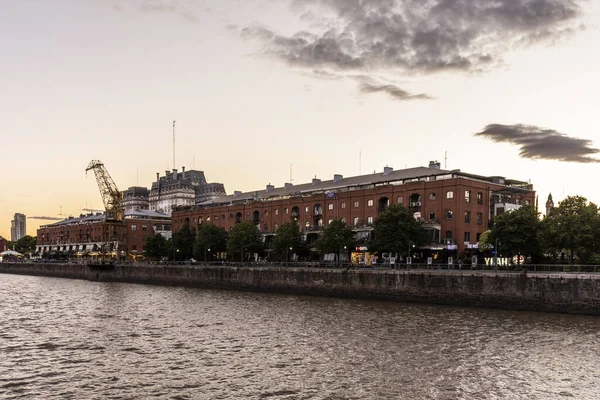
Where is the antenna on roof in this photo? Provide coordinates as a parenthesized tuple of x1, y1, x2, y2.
(359, 150, 362, 175)
(444, 151, 447, 169)
(173, 120, 176, 172)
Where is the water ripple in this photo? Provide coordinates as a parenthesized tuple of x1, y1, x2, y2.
(1, 274, 599, 399)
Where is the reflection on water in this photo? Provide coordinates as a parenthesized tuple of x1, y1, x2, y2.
(1, 274, 599, 399)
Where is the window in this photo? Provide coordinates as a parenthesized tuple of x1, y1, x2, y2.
(142, 225, 147, 231)
(446, 210, 453, 219)
(464, 232, 471, 242)
(264, 224, 268, 231)
(446, 191, 454, 199)
(305, 221, 310, 228)
(285, 208, 289, 215)
(207, 216, 211, 221)
(305, 206, 309, 212)
(328, 219, 333, 225)
(367, 216, 373, 224)
(353, 217, 360, 226)
(476, 232, 482, 242)
(132, 245, 137, 251)
(328, 204, 334, 210)
(131, 225, 137, 231)
(465, 190, 471, 204)
(476, 212, 483, 225)
(367, 199, 374, 207)
(265, 210, 269, 216)
(429, 193, 436, 200)
(445, 231, 453, 240)
(354, 201, 359, 208)
(132, 235, 136, 241)
(222, 215, 225, 220)
(397, 197, 403, 204)
(275, 209, 279, 216)
(429, 212, 436, 220)
(477, 192, 483, 205)
(341, 202, 346, 209)
(464, 211, 471, 224)
(274, 223, 279, 231)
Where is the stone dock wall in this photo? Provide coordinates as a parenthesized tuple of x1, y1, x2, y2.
(1, 263, 598, 315)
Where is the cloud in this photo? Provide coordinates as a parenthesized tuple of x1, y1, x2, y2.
(29, 216, 64, 221)
(114, 0, 198, 22)
(474, 124, 600, 163)
(359, 83, 433, 101)
(241, 0, 583, 99)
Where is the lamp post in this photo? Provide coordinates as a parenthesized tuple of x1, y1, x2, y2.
(339, 244, 347, 267)
(204, 247, 211, 262)
(494, 238, 501, 272)
(286, 246, 292, 266)
(407, 241, 415, 270)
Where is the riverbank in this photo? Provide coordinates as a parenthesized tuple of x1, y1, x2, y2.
(1, 262, 598, 315)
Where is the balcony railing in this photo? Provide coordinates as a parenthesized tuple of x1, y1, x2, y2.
(410, 201, 422, 207)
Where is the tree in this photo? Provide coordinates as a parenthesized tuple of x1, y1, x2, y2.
(272, 221, 304, 260)
(478, 230, 493, 250)
(193, 223, 228, 261)
(488, 205, 542, 262)
(228, 221, 263, 261)
(15, 235, 36, 256)
(171, 223, 196, 261)
(369, 205, 427, 256)
(144, 233, 169, 260)
(540, 196, 600, 264)
(315, 219, 355, 259)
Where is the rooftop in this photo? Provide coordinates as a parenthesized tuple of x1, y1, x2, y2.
(40, 209, 171, 228)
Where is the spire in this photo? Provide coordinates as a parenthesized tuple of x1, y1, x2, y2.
(545, 193, 554, 217)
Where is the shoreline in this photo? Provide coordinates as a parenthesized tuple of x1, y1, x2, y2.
(1, 262, 599, 315)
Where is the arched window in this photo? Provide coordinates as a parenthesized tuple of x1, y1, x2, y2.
(446, 191, 454, 199)
(353, 217, 360, 226)
(429, 192, 436, 200)
(429, 212, 436, 220)
(445, 210, 453, 219)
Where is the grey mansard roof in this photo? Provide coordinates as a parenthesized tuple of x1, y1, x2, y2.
(42, 209, 171, 228)
(195, 165, 533, 208)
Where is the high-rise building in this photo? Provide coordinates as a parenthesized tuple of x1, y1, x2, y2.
(123, 186, 150, 211)
(10, 213, 26, 241)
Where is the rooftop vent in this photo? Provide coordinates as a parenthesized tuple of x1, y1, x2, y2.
(429, 161, 441, 169)
(312, 178, 321, 185)
(266, 184, 275, 192)
(383, 166, 393, 176)
(284, 183, 294, 189)
(333, 174, 343, 183)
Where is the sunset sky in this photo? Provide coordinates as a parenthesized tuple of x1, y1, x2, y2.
(1, 0, 599, 238)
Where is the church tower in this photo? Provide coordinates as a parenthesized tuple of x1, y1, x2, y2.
(545, 193, 554, 217)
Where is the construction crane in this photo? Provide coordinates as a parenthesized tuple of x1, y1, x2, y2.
(85, 160, 124, 222)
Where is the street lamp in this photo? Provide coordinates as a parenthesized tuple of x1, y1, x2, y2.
(407, 241, 415, 269)
(339, 244, 347, 267)
(494, 238, 501, 272)
(286, 246, 292, 266)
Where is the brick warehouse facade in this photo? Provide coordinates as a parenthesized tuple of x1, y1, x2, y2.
(36, 210, 171, 260)
(171, 162, 535, 260)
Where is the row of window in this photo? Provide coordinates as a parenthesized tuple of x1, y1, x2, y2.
(446, 231, 482, 243)
(441, 211, 483, 224)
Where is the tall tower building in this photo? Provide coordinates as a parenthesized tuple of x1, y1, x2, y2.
(545, 193, 554, 217)
(10, 213, 26, 241)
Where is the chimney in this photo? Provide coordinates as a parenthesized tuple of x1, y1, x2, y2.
(383, 166, 393, 176)
(156, 172, 159, 180)
(312, 178, 321, 185)
(182, 166, 185, 172)
(266, 184, 275, 192)
(333, 174, 343, 183)
(284, 183, 293, 189)
(234, 191, 242, 196)
(429, 161, 441, 169)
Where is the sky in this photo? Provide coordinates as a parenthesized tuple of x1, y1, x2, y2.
(1, 0, 600, 238)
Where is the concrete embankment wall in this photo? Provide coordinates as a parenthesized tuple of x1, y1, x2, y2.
(1, 263, 599, 315)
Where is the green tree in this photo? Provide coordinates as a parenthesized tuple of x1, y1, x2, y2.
(541, 196, 600, 264)
(171, 223, 196, 261)
(315, 219, 355, 259)
(272, 221, 304, 260)
(228, 221, 263, 261)
(478, 230, 493, 250)
(369, 205, 427, 256)
(15, 235, 36, 255)
(144, 233, 169, 260)
(193, 223, 228, 261)
(488, 205, 542, 263)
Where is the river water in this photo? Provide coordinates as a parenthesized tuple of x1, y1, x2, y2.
(1, 274, 599, 400)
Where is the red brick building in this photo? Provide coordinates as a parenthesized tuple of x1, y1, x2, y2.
(172, 162, 535, 260)
(0, 236, 8, 252)
(36, 210, 171, 260)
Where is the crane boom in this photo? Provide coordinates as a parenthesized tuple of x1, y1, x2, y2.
(85, 160, 124, 222)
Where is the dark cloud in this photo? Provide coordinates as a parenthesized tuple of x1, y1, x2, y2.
(29, 216, 63, 221)
(359, 83, 433, 101)
(242, 0, 583, 99)
(474, 124, 600, 163)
